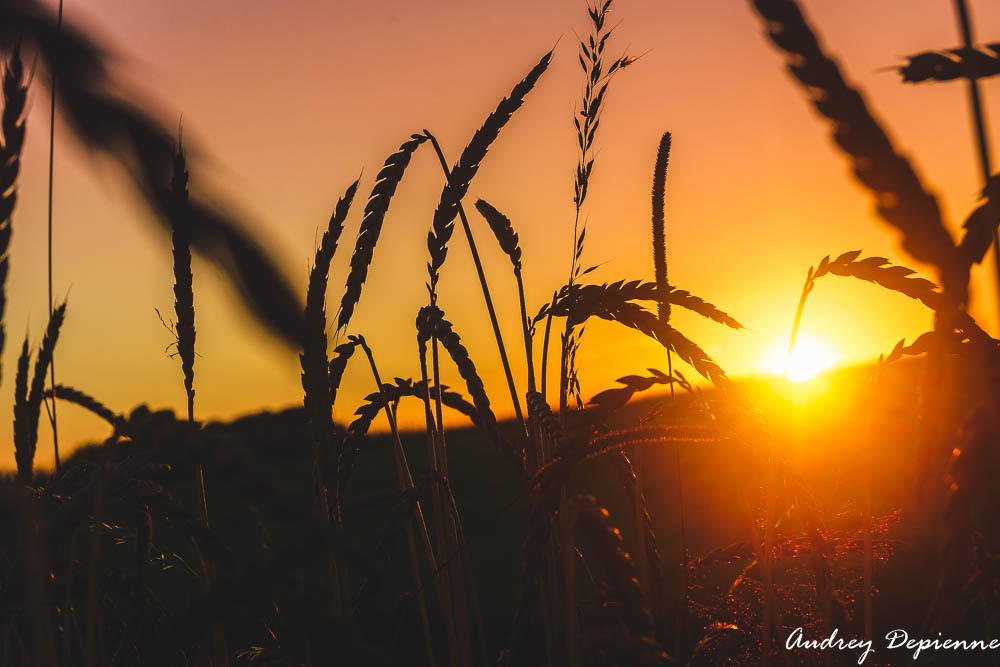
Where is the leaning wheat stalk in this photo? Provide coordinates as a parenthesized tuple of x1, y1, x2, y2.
(422, 48, 551, 435)
(475, 199, 543, 467)
(0, 46, 26, 390)
(748, 0, 966, 304)
(337, 134, 426, 331)
(300, 178, 358, 617)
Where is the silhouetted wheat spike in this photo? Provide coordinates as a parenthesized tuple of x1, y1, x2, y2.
(527, 390, 563, 451)
(899, 45, 1000, 83)
(651, 132, 671, 323)
(339, 377, 480, 509)
(300, 180, 358, 623)
(589, 370, 679, 414)
(171, 140, 195, 420)
(302, 179, 358, 526)
(749, 0, 966, 301)
(0, 47, 26, 389)
(425, 135, 527, 436)
(648, 131, 689, 655)
(12, 338, 30, 482)
(570, 495, 665, 655)
(797, 251, 994, 348)
(959, 174, 1000, 267)
(476, 199, 537, 395)
(543, 280, 743, 330)
(812, 250, 941, 309)
(425, 49, 551, 298)
(43, 384, 121, 428)
(561, 0, 638, 422)
(13, 302, 66, 483)
(328, 340, 357, 409)
(475, 199, 522, 271)
(338, 134, 426, 330)
(543, 282, 731, 389)
(417, 305, 525, 473)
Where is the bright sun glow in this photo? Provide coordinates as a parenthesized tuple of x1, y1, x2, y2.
(758, 332, 840, 382)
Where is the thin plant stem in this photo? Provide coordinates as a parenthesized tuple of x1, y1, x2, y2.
(561, 496, 579, 667)
(418, 342, 450, 582)
(85, 430, 118, 667)
(46, 0, 64, 473)
(429, 335, 461, 666)
(439, 471, 488, 667)
(540, 292, 556, 411)
(515, 270, 535, 394)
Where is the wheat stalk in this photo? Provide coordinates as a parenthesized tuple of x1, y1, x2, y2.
(788, 251, 999, 347)
(539, 282, 732, 389)
(748, 0, 967, 302)
(474, 198, 536, 389)
(171, 141, 195, 419)
(300, 178, 357, 620)
(302, 179, 358, 525)
(337, 134, 426, 331)
(337, 377, 479, 511)
(797, 251, 999, 346)
(13, 302, 67, 484)
(424, 133, 527, 439)
(538, 280, 743, 330)
(417, 304, 524, 473)
(0, 47, 26, 392)
(958, 175, 1000, 267)
(424, 50, 552, 298)
(12, 338, 30, 482)
(651, 132, 671, 324)
(588, 369, 681, 414)
(561, 0, 638, 424)
(475, 198, 540, 465)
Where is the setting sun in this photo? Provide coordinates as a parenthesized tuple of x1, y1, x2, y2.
(758, 332, 841, 382)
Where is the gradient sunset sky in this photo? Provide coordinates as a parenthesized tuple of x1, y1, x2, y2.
(6, 0, 1000, 468)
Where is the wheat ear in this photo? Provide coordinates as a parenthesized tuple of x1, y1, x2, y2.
(0, 47, 26, 390)
(424, 50, 551, 297)
(337, 134, 426, 330)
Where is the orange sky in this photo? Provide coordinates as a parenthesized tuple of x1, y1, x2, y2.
(5, 0, 1000, 468)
